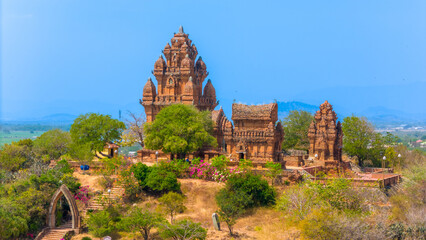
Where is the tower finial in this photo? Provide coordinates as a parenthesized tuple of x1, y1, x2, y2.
(179, 26, 184, 33)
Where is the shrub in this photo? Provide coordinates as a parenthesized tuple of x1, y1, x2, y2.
(118, 166, 142, 202)
(131, 163, 152, 186)
(226, 173, 276, 208)
(81, 237, 92, 240)
(145, 167, 181, 194)
(160, 219, 207, 240)
(276, 184, 316, 221)
(211, 155, 229, 171)
(158, 159, 190, 178)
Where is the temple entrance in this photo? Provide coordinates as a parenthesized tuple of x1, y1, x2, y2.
(47, 185, 80, 231)
(239, 153, 245, 160)
(54, 195, 72, 227)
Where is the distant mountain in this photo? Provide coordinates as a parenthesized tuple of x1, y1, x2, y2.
(0, 113, 77, 125)
(276, 101, 318, 118)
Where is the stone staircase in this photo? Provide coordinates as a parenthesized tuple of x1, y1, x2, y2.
(87, 186, 124, 211)
(297, 169, 314, 181)
(40, 222, 72, 240)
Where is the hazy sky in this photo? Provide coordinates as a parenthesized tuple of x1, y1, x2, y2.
(1, 0, 426, 120)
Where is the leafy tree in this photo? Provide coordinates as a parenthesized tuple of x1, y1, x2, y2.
(0, 143, 32, 171)
(144, 104, 217, 159)
(158, 192, 186, 223)
(33, 129, 71, 160)
(87, 210, 115, 238)
(70, 113, 125, 157)
(68, 142, 94, 166)
(280, 110, 314, 152)
(216, 189, 251, 236)
(145, 167, 181, 194)
(342, 115, 379, 167)
(265, 161, 282, 185)
(160, 219, 207, 240)
(120, 207, 165, 240)
(0, 199, 29, 240)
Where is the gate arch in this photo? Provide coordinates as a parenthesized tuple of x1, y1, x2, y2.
(47, 184, 80, 230)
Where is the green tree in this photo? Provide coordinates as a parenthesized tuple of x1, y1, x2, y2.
(70, 113, 125, 157)
(158, 192, 186, 223)
(0, 199, 29, 240)
(0, 143, 32, 171)
(120, 207, 165, 240)
(265, 161, 282, 186)
(144, 104, 217, 159)
(215, 189, 251, 236)
(33, 129, 71, 160)
(87, 210, 115, 238)
(160, 219, 207, 240)
(68, 142, 94, 166)
(342, 115, 379, 167)
(280, 110, 314, 152)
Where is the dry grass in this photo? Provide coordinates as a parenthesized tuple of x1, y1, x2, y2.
(71, 176, 299, 239)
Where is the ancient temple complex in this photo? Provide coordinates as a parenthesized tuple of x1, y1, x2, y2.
(139, 27, 284, 164)
(308, 100, 343, 168)
(141, 26, 218, 122)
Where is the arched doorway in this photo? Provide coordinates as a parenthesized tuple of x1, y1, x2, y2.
(47, 184, 80, 231)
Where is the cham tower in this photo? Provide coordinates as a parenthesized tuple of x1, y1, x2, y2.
(141, 26, 218, 122)
(308, 100, 343, 169)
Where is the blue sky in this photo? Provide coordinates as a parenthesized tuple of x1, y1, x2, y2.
(1, 0, 425, 121)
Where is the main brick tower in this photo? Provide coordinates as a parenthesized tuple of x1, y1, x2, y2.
(140, 26, 218, 122)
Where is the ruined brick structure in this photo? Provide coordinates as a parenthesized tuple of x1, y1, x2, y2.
(141, 26, 218, 122)
(308, 100, 343, 167)
(211, 103, 284, 163)
(140, 27, 284, 164)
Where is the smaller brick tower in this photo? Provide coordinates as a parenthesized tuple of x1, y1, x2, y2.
(140, 26, 218, 122)
(308, 100, 343, 164)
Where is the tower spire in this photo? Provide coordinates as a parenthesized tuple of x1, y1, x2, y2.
(179, 25, 184, 34)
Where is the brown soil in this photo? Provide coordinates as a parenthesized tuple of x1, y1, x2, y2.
(73, 172, 104, 192)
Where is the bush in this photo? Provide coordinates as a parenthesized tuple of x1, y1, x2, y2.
(157, 160, 190, 178)
(226, 173, 276, 208)
(160, 219, 207, 240)
(145, 167, 181, 194)
(118, 166, 142, 202)
(211, 155, 229, 171)
(81, 237, 92, 240)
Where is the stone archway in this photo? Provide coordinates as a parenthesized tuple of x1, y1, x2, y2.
(47, 184, 80, 231)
